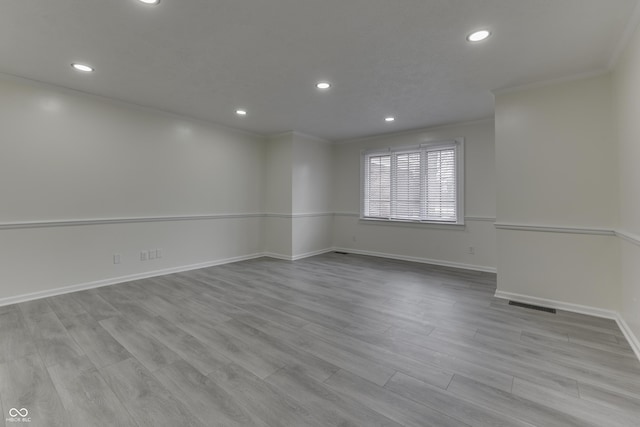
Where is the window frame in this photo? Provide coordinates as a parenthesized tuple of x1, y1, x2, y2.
(360, 138, 464, 226)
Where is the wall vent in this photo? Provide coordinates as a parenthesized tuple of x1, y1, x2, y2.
(508, 300, 556, 314)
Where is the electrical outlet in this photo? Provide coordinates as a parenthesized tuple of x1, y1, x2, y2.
(149, 249, 157, 260)
(156, 248, 162, 259)
(113, 254, 121, 264)
(140, 251, 148, 261)
(467, 246, 475, 254)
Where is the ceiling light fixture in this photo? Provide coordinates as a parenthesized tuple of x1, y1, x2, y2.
(71, 63, 94, 72)
(236, 109, 247, 116)
(316, 82, 331, 90)
(467, 30, 490, 42)
(138, 0, 160, 4)
(385, 117, 395, 122)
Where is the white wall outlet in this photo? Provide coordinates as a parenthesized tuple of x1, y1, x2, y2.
(140, 251, 148, 261)
(156, 248, 162, 259)
(467, 246, 475, 254)
(149, 249, 157, 260)
(352, 236, 357, 242)
(113, 254, 121, 264)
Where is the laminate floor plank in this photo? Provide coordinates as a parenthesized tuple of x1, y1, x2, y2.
(17, 299, 52, 321)
(206, 362, 324, 427)
(0, 253, 637, 426)
(324, 368, 470, 427)
(463, 332, 615, 395)
(385, 371, 535, 427)
(306, 321, 513, 392)
(569, 333, 637, 356)
(63, 313, 132, 369)
(99, 358, 205, 427)
(284, 327, 396, 386)
(70, 291, 120, 321)
(29, 312, 85, 368)
(136, 315, 233, 375)
(177, 316, 286, 379)
(95, 287, 159, 325)
(473, 330, 640, 385)
(0, 354, 69, 427)
(265, 365, 403, 427)
(447, 374, 592, 427)
(0, 304, 18, 316)
(512, 377, 640, 427)
(578, 382, 640, 412)
(45, 294, 88, 326)
(411, 323, 640, 398)
(200, 272, 386, 333)
(219, 318, 340, 382)
(154, 359, 267, 427)
(232, 300, 310, 328)
(48, 363, 136, 427)
(141, 294, 232, 326)
(519, 330, 640, 372)
(302, 322, 456, 389)
(99, 317, 181, 372)
(0, 312, 38, 363)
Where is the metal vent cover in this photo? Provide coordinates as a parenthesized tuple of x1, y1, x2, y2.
(508, 300, 556, 314)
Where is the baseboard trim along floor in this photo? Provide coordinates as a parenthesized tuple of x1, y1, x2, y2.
(495, 290, 640, 363)
(0, 252, 265, 308)
(332, 247, 497, 274)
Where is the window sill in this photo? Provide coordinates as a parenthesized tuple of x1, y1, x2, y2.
(359, 217, 465, 230)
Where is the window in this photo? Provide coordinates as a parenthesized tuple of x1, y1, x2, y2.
(361, 139, 464, 224)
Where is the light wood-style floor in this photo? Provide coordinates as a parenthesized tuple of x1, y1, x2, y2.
(1, 253, 639, 426)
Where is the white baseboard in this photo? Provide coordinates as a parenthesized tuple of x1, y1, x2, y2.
(292, 248, 335, 261)
(495, 290, 640, 362)
(616, 315, 640, 363)
(332, 247, 497, 273)
(263, 248, 334, 261)
(261, 252, 293, 261)
(493, 291, 618, 319)
(0, 252, 265, 308)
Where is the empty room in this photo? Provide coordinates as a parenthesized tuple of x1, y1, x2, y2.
(1, 1, 640, 426)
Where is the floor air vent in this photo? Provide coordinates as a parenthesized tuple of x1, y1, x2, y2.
(334, 251, 349, 255)
(508, 300, 556, 314)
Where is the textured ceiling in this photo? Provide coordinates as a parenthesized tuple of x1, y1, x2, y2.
(0, 0, 638, 140)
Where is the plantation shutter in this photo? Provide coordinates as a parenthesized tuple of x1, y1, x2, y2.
(392, 151, 422, 220)
(424, 146, 457, 222)
(364, 154, 391, 218)
(362, 139, 462, 223)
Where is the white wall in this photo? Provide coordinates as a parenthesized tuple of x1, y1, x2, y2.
(264, 133, 293, 257)
(332, 120, 496, 271)
(263, 132, 334, 259)
(613, 18, 640, 346)
(494, 74, 620, 311)
(0, 75, 266, 301)
(291, 133, 333, 257)
(292, 133, 332, 214)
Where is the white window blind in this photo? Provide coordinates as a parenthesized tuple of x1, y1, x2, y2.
(362, 139, 463, 223)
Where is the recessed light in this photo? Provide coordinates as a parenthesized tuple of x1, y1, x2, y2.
(236, 109, 247, 116)
(316, 82, 331, 90)
(71, 63, 94, 72)
(138, 0, 160, 4)
(467, 30, 490, 42)
(385, 117, 395, 122)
